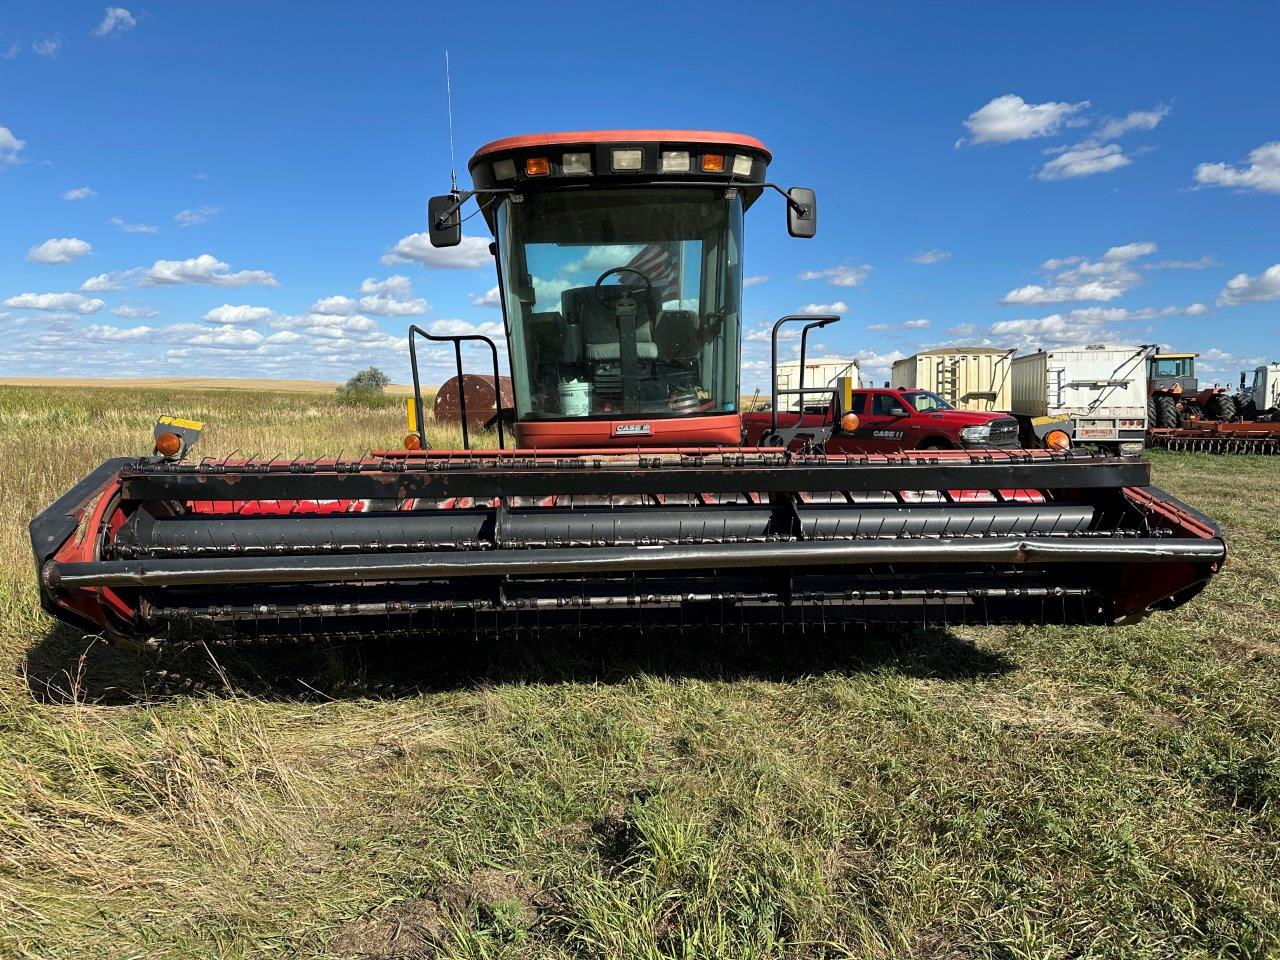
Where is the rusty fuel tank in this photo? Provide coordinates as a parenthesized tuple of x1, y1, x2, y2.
(433, 374, 514, 432)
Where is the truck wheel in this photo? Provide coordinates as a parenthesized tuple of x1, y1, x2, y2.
(1154, 395, 1178, 428)
(918, 437, 952, 450)
(1205, 393, 1237, 422)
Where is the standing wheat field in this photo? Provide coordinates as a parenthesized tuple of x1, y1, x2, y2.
(1, 383, 1278, 959)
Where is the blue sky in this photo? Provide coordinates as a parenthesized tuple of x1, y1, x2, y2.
(1, 1, 1277, 390)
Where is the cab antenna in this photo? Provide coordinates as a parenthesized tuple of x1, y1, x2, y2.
(445, 50, 457, 194)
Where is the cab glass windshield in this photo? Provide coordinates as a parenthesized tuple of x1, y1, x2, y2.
(496, 188, 743, 419)
(1152, 358, 1192, 377)
(904, 390, 955, 412)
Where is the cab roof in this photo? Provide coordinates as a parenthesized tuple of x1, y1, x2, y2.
(471, 129, 771, 164)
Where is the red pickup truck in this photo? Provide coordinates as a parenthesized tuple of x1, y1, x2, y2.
(743, 387, 1023, 452)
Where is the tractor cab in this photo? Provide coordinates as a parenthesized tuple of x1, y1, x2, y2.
(1148, 352, 1198, 396)
(427, 131, 816, 446)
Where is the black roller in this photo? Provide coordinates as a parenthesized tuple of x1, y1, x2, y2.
(112, 501, 1098, 558)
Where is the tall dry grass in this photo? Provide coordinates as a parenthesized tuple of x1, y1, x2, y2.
(0, 383, 1278, 959)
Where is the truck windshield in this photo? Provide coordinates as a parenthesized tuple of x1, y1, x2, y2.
(495, 188, 743, 420)
(904, 390, 955, 411)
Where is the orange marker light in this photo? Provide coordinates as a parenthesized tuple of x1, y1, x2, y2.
(403, 432, 422, 450)
(525, 157, 550, 176)
(154, 432, 182, 457)
(1045, 429, 1071, 450)
(701, 153, 725, 172)
(840, 412, 861, 433)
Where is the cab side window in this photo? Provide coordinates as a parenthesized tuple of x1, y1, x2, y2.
(871, 393, 905, 416)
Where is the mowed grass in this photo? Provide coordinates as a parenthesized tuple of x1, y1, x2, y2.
(1, 383, 1278, 959)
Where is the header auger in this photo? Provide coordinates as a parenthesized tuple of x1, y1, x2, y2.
(31, 130, 1226, 642)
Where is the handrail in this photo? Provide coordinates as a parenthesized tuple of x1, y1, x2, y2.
(770, 314, 840, 432)
(407, 324, 506, 451)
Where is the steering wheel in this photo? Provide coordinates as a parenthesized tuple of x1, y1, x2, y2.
(594, 266, 653, 307)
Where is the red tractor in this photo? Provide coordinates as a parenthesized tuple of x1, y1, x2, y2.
(1147, 352, 1237, 427)
(30, 130, 1225, 640)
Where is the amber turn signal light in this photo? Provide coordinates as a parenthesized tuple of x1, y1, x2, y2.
(840, 412, 861, 433)
(403, 432, 422, 450)
(154, 432, 182, 457)
(1045, 429, 1071, 450)
(525, 157, 550, 176)
(701, 153, 725, 172)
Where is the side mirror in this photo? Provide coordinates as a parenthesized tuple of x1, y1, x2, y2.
(787, 187, 817, 239)
(428, 194, 462, 248)
(889, 405, 909, 418)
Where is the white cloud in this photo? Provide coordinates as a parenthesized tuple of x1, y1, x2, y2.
(1, 40, 19, 60)
(81, 272, 129, 292)
(1000, 242, 1155, 304)
(989, 313, 1117, 348)
(3, 292, 105, 314)
(1095, 104, 1170, 141)
(1145, 255, 1218, 270)
(1217, 263, 1280, 306)
(381, 233, 491, 268)
(855, 348, 908, 381)
(427, 318, 506, 341)
(359, 293, 428, 316)
(1194, 141, 1280, 195)
(1102, 241, 1157, 261)
(93, 8, 136, 37)
(910, 249, 951, 265)
(111, 305, 158, 319)
(174, 204, 220, 227)
(141, 254, 278, 287)
(532, 276, 573, 311)
(958, 94, 1088, 146)
(109, 216, 158, 234)
(948, 323, 977, 337)
(27, 237, 92, 265)
(797, 264, 872, 287)
(1037, 142, 1131, 181)
(867, 318, 931, 332)
(62, 186, 96, 201)
(986, 301, 1200, 349)
(469, 285, 502, 307)
(309, 295, 358, 315)
(560, 245, 644, 275)
(743, 275, 770, 287)
(0, 126, 26, 165)
(86, 323, 153, 342)
(1000, 281, 1127, 304)
(32, 37, 61, 57)
(358, 275, 413, 297)
(202, 304, 275, 325)
(797, 301, 849, 316)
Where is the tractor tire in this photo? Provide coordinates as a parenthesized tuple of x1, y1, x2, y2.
(1147, 397, 1158, 426)
(1154, 395, 1178, 428)
(1205, 393, 1237, 422)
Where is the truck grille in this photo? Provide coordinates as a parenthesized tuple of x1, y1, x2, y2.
(987, 417, 1020, 447)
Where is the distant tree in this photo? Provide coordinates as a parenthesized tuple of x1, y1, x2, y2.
(336, 366, 393, 406)
(343, 367, 391, 393)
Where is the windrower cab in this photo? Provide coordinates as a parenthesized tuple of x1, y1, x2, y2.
(425, 130, 817, 447)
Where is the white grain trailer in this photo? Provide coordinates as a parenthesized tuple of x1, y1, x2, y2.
(1011, 344, 1152, 454)
(891, 347, 1015, 412)
(773, 357, 860, 411)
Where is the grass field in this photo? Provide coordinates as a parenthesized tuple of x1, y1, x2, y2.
(1, 383, 1278, 959)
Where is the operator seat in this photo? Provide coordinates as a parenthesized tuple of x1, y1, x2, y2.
(561, 286, 659, 361)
